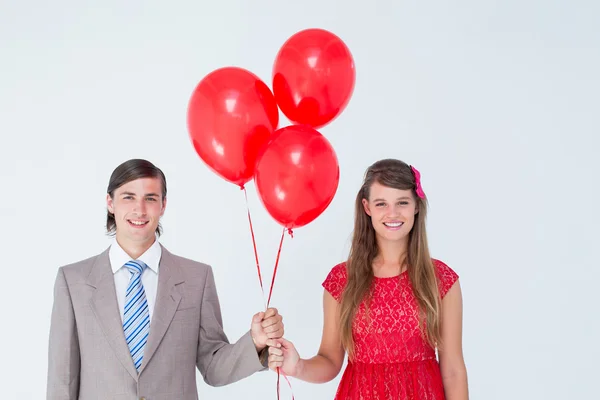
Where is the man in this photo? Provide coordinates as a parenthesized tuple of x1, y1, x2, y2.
(47, 159, 283, 399)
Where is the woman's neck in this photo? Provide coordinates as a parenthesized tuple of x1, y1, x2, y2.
(373, 237, 408, 276)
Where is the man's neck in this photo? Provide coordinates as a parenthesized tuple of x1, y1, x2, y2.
(116, 235, 156, 260)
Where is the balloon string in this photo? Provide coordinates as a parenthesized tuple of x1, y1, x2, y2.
(241, 187, 294, 399)
(242, 186, 266, 309)
(277, 371, 295, 400)
(269, 229, 294, 399)
(267, 227, 292, 307)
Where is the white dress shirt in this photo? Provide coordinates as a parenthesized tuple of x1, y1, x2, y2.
(109, 238, 161, 322)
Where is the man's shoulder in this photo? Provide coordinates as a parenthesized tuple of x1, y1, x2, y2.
(161, 246, 212, 275)
(57, 248, 109, 280)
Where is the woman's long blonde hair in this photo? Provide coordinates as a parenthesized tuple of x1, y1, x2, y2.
(339, 159, 441, 360)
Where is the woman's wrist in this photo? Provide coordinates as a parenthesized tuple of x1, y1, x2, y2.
(294, 358, 306, 378)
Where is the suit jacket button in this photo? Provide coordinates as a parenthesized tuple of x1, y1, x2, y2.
(140, 397, 146, 400)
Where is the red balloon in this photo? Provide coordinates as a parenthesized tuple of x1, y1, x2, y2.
(272, 28, 355, 129)
(187, 67, 279, 187)
(254, 125, 340, 229)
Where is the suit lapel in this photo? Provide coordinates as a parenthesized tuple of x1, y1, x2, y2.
(139, 245, 184, 373)
(87, 248, 139, 381)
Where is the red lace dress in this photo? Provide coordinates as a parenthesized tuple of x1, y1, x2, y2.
(322, 259, 458, 400)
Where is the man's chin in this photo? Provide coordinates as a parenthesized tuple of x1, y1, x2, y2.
(118, 230, 156, 243)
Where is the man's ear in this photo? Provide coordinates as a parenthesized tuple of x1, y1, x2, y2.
(106, 194, 114, 214)
(160, 197, 167, 217)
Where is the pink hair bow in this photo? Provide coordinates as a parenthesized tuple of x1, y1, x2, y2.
(410, 165, 425, 199)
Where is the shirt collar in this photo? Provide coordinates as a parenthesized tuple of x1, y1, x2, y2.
(109, 237, 162, 274)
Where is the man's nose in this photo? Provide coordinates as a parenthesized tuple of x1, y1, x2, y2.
(132, 199, 147, 214)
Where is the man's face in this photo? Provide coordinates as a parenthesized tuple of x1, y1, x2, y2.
(106, 177, 166, 246)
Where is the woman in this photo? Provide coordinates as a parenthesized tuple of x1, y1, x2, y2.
(268, 159, 468, 399)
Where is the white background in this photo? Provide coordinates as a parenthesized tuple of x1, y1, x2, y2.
(1, 0, 598, 399)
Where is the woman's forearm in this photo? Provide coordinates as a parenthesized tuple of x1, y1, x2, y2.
(295, 354, 342, 383)
(443, 368, 469, 400)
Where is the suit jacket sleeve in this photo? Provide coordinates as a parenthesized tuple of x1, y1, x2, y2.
(196, 265, 266, 386)
(47, 268, 80, 400)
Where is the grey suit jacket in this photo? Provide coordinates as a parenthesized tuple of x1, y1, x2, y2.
(47, 245, 267, 400)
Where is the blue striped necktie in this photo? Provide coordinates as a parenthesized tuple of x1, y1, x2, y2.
(123, 260, 151, 372)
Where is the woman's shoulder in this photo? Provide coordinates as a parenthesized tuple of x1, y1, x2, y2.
(431, 258, 459, 298)
(322, 262, 348, 301)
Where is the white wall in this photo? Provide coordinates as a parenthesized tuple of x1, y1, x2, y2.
(1, 0, 598, 398)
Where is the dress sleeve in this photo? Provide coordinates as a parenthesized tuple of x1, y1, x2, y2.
(322, 262, 348, 302)
(433, 259, 459, 298)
